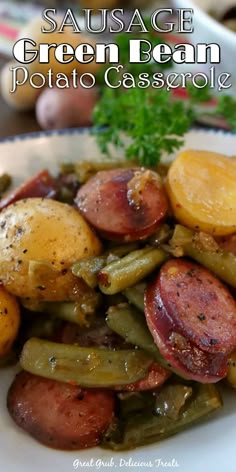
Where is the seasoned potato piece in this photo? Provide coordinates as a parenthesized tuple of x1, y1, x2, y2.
(0, 199, 102, 301)
(0, 286, 20, 357)
(166, 150, 236, 236)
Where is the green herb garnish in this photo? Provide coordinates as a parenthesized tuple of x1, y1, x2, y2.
(216, 95, 236, 130)
(93, 26, 236, 167)
(93, 87, 194, 167)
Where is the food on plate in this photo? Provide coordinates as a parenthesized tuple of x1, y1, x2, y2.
(20, 337, 154, 387)
(0, 198, 102, 300)
(0, 149, 235, 451)
(0, 286, 20, 358)
(21, 297, 102, 327)
(106, 303, 167, 365)
(145, 259, 236, 383)
(218, 233, 236, 255)
(103, 383, 222, 450)
(76, 168, 169, 241)
(36, 85, 99, 130)
(0, 174, 12, 198)
(170, 225, 236, 288)
(114, 362, 171, 392)
(227, 349, 236, 388)
(7, 371, 115, 450)
(97, 247, 168, 295)
(0, 169, 57, 210)
(166, 150, 236, 236)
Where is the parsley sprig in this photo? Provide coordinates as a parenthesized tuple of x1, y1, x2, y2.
(216, 95, 236, 129)
(93, 27, 236, 167)
(93, 88, 194, 167)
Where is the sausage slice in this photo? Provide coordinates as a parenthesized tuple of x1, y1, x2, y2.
(7, 371, 115, 450)
(145, 259, 236, 382)
(157, 259, 236, 354)
(0, 170, 57, 210)
(75, 168, 168, 242)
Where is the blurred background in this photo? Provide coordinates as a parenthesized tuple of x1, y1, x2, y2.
(0, 0, 235, 139)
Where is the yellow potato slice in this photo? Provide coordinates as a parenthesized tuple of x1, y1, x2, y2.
(166, 150, 236, 236)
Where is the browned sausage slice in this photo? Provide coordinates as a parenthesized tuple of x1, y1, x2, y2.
(157, 259, 236, 354)
(0, 170, 57, 210)
(75, 168, 168, 242)
(7, 371, 115, 450)
(145, 259, 236, 382)
(114, 362, 171, 391)
(145, 294, 228, 383)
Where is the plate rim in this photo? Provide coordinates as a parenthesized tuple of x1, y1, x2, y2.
(0, 126, 236, 472)
(0, 126, 235, 144)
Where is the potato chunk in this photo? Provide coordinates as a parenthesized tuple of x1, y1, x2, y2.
(0, 199, 102, 300)
(166, 150, 236, 236)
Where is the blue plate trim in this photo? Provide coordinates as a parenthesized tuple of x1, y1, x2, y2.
(0, 126, 235, 144)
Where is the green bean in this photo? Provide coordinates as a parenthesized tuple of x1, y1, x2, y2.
(171, 225, 236, 288)
(106, 304, 188, 378)
(20, 338, 153, 387)
(148, 224, 173, 247)
(107, 243, 140, 258)
(21, 295, 101, 327)
(154, 384, 193, 420)
(103, 383, 222, 450)
(0, 173, 12, 195)
(117, 391, 156, 418)
(72, 243, 139, 288)
(123, 284, 146, 311)
(106, 303, 168, 367)
(72, 257, 106, 288)
(117, 385, 192, 421)
(98, 247, 168, 295)
(60, 160, 136, 184)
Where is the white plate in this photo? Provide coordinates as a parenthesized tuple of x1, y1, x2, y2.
(0, 128, 236, 472)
